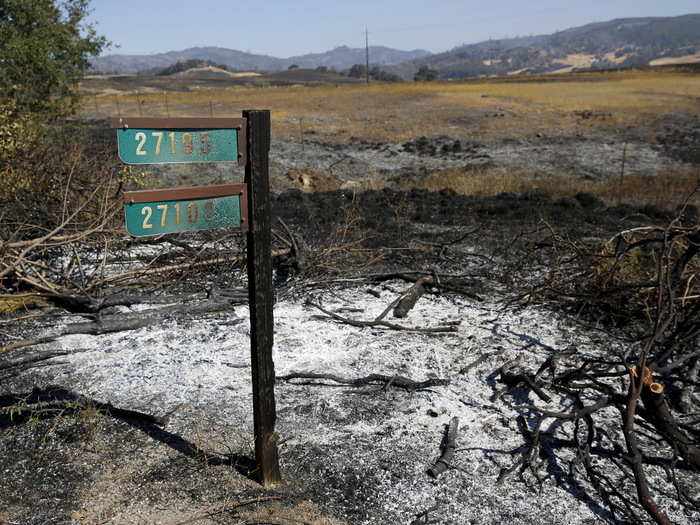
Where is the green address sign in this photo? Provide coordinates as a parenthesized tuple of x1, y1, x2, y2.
(111, 117, 246, 165)
(123, 183, 248, 237)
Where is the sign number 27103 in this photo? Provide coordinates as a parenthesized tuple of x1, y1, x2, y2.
(134, 131, 212, 156)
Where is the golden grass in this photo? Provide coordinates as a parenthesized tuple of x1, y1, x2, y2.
(82, 70, 700, 210)
(0, 296, 48, 315)
(416, 166, 700, 208)
(84, 70, 700, 143)
(650, 53, 700, 66)
(465, 72, 700, 113)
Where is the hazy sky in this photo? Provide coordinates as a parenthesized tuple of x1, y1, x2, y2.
(87, 0, 699, 57)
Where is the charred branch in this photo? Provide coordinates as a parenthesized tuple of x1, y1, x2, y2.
(495, 357, 552, 403)
(277, 372, 449, 391)
(305, 299, 459, 333)
(427, 416, 459, 478)
(393, 276, 432, 318)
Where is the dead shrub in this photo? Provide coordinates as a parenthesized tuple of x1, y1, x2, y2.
(516, 201, 700, 523)
(0, 120, 122, 294)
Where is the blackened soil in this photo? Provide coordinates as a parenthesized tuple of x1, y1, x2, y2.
(657, 115, 700, 163)
(272, 187, 683, 263)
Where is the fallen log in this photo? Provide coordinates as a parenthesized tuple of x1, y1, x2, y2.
(277, 372, 449, 391)
(0, 348, 78, 375)
(0, 360, 69, 380)
(1, 297, 242, 353)
(428, 416, 459, 478)
(43, 292, 206, 314)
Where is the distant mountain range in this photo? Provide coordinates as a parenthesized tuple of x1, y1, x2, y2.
(396, 13, 700, 78)
(91, 14, 700, 78)
(90, 46, 431, 74)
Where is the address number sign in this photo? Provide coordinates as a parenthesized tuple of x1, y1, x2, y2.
(123, 184, 248, 237)
(113, 111, 282, 486)
(111, 117, 246, 165)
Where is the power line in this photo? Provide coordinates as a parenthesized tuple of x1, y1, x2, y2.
(365, 26, 370, 84)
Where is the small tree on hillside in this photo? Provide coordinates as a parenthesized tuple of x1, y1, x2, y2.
(414, 65, 439, 81)
(0, 0, 107, 119)
(347, 64, 366, 78)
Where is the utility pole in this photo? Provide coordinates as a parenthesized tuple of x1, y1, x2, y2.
(365, 26, 370, 85)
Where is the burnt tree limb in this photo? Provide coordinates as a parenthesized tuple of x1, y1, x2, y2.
(306, 299, 459, 334)
(639, 388, 700, 470)
(277, 372, 449, 391)
(369, 272, 483, 302)
(43, 292, 211, 314)
(0, 348, 92, 378)
(1, 297, 242, 353)
(277, 217, 310, 273)
(428, 417, 459, 478)
(495, 357, 552, 403)
(515, 396, 610, 420)
(393, 276, 433, 318)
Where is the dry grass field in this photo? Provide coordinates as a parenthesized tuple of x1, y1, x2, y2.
(83, 70, 700, 138)
(80, 69, 700, 208)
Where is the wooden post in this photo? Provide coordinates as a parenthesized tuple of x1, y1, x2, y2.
(243, 109, 281, 486)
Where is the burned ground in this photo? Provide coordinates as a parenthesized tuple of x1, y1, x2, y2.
(3, 182, 698, 524)
(1, 90, 699, 524)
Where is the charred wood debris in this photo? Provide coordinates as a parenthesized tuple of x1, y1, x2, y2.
(1, 186, 699, 523)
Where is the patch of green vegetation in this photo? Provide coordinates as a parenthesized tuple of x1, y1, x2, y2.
(344, 64, 404, 82)
(0, 0, 107, 120)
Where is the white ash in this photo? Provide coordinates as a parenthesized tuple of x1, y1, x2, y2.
(26, 283, 699, 524)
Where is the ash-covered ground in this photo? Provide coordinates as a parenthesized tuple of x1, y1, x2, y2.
(0, 285, 633, 524)
(3, 106, 700, 524)
(2, 184, 698, 524)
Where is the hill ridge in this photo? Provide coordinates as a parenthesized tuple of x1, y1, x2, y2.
(394, 13, 700, 78)
(90, 45, 431, 74)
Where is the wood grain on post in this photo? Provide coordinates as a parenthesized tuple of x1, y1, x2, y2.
(243, 109, 282, 486)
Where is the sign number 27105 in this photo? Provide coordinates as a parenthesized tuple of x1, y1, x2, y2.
(135, 131, 212, 156)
